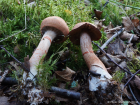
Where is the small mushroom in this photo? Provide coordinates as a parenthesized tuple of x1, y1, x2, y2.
(23, 16, 69, 81)
(69, 22, 112, 91)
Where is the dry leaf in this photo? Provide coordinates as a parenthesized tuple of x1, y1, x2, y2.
(129, 75, 140, 101)
(122, 16, 140, 32)
(107, 22, 114, 30)
(106, 26, 122, 34)
(24, 55, 30, 70)
(125, 43, 135, 59)
(94, 9, 103, 19)
(107, 38, 125, 56)
(106, 26, 122, 39)
(120, 31, 139, 41)
(10, 61, 20, 71)
(115, 61, 127, 72)
(55, 67, 76, 82)
(130, 15, 139, 27)
(58, 50, 70, 60)
(94, 19, 107, 30)
(122, 17, 133, 32)
(99, 53, 121, 67)
(14, 44, 20, 54)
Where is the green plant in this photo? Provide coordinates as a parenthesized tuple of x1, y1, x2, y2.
(127, 55, 140, 76)
(0, 0, 94, 65)
(36, 46, 68, 91)
(112, 70, 125, 84)
(36, 53, 58, 91)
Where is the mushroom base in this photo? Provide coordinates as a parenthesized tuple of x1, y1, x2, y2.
(89, 65, 112, 91)
(22, 30, 57, 103)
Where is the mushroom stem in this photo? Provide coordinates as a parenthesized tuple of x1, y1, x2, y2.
(80, 33, 106, 70)
(80, 33, 112, 91)
(24, 30, 56, 80)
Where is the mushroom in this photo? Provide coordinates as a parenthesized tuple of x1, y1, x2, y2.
(23, 16, 69, 82)
(69, 22, 112, 91)
(22, 16, 69, 104)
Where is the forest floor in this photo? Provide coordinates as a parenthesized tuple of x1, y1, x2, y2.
(0, 0, 140, 105)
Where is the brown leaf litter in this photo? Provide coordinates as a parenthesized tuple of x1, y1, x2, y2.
(107, 38, 125, 56)
(55, 67, 76, 82)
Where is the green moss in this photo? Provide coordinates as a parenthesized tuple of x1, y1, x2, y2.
(127, 55, 140, 76)
(112, 70, 125, 84)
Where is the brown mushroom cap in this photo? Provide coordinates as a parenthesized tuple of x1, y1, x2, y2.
(69, 22, 101, 45)
(40, 16, 69, 43)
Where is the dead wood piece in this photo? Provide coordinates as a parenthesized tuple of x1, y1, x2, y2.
(0, 70, 9, 83)
(105, 26, 122, 34)
(50, 86, 81, 100)
(0, 76, 17, 85)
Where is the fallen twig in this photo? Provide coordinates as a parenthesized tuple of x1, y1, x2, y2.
(0, 70, 9, 84)
(92, 42, 132, 74)
(128, 84, 140, 105)
(50, 86, 81, 100)
(0, 46, 35, 78)
(124, 69, 140, 88)
(0, 76, 17, 85)
(97, 28, 124, 53)
(124, 34, 134, 54)
(93, 42, 140, 98)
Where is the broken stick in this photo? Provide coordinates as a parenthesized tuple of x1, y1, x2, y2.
(97, 28, 124, 53)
